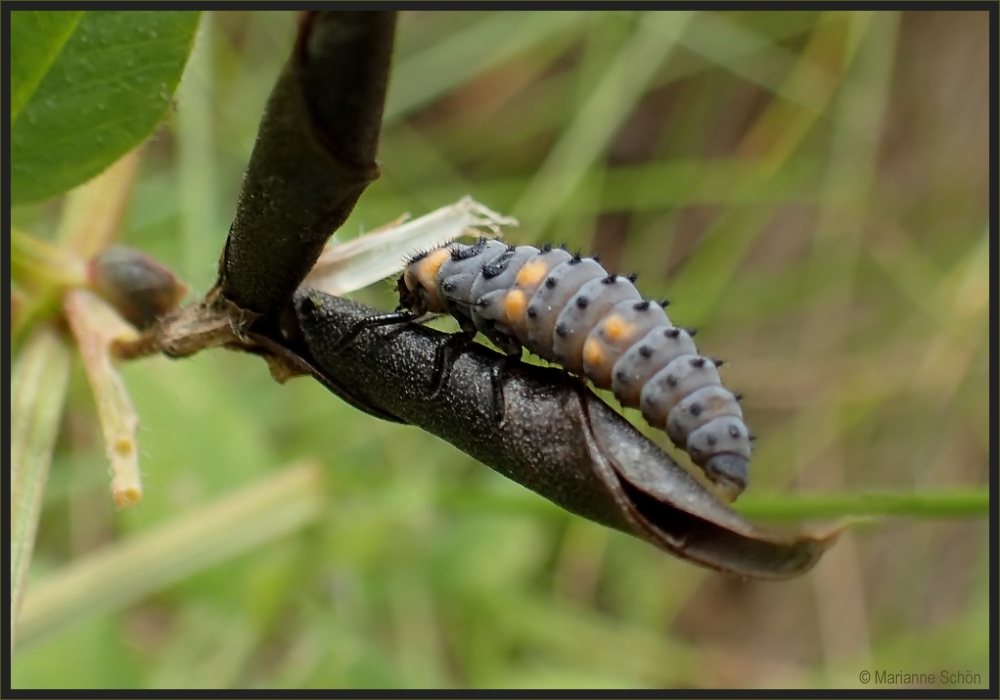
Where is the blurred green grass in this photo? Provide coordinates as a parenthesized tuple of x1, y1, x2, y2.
(11, 10, 990, 689)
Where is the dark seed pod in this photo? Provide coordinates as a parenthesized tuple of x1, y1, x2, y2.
(220, 11, 397, 317)
(395, 241, 754, 499)
(88, 246, 189, 330)
(270, 291, 836, 578)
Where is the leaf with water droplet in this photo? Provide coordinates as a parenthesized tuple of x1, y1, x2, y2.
(11, 11, 201, 204)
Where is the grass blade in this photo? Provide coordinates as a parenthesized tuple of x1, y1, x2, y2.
(14, 460, 324, 652)
(514, 11, 695, 232)
(735, 489, 989, 521)
(10, 324, 73, 652)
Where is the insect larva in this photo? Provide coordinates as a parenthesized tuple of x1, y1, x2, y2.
(397, 239, 752, 500)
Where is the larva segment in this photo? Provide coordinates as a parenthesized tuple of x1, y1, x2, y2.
(635, 354, 722, 426)
(503, 248, 574, 339)
(435, 240, 508, 319)
(470, 246, 540, 336)
(611, 326, 699, 407)
(665, 385, 743, 449)
(515, 247, 572, 294)
(688, 417, 752, 463)
(521, 257, 605, 357)
(552, 275, 642, 373)
(581, 300, 670, 388)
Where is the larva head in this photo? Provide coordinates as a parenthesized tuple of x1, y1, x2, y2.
(704, 454, 748, 503)
(687, 415, 752, 502)
(398, 247, 452, 315)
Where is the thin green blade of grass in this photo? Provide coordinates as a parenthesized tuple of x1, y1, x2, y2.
(375, 123, 474, 215)
(386, 11, 587, 123)
(10, 228, 87, 341)
(799, 605, 990, 688)
(413, 13, 835, 182)
(734, 489, 988, 521)
(664, 14, 862, 325)
(359, 157, 826, 238)
(146, 606, 259, 690)
(514, 11, 695, 234)
(387, 563, 451, 688)
(9, 227, 87, 289)
(176, 11, 223, 290)
(10, 324, 73, 651)
(681, 11, 836, 114)
(487, 592, 705, 687)
(14, 461, 325, 653)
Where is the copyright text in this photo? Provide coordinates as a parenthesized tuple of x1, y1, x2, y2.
(858, 669, 981, 686)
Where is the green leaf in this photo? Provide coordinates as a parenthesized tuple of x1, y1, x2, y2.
(10, 11, 201, 205)
(9, 11, 83, 122)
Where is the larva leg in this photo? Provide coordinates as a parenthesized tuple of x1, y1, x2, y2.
(476, 326, 524, 427)
(331, 311, 416, 354)
(489, 351, 521, 429)
(429, 329, 476, 398)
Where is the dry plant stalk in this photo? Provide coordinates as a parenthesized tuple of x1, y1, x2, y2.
(56, 150, 141, 258)
(63, 289, 144, 506)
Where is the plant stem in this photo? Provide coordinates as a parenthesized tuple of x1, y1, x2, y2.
(10, 324, 73, 654)
(734, 488, 989, 521)
(63, 289, 143, 506)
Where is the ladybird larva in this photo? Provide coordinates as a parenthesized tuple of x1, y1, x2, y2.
(397, 239, 752, 500)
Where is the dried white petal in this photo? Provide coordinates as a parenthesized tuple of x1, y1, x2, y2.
(303, 196, 518, 296)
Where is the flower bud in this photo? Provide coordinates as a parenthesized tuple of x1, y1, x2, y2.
(88, 246, 189, 330)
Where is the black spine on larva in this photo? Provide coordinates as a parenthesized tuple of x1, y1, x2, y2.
(433, 240, 509, 318)
(399, 241, 753, 498)
(469, 245, 540, 338)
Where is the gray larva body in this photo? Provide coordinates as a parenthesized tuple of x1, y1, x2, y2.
(398, 239, 752, 499)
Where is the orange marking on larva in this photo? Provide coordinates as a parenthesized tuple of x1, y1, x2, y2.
(503, 290, 527, 322)
(516, 259, 549, 288)
(602, 315, 632, 342)
(583, 338, 605, 367)
(416, 248, 452, 289)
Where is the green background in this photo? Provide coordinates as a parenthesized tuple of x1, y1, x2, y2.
(11, 10, 990, 689)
